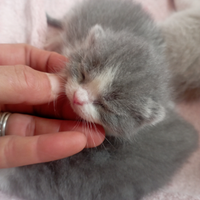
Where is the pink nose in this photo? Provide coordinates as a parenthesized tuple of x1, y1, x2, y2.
(73, 88, 89, 105)
(73, 94, 84, 105)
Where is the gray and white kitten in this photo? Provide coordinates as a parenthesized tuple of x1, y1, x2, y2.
(0, 0, 198, 200)
(160, 0, 200, 101)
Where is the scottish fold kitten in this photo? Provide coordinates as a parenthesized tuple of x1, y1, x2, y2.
(160, 0, 200, 101)
(0, 0, 198, 200)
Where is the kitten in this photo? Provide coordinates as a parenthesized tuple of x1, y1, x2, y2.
(159, 0, 200, 101)
(47, 0, 170, 139)
(0, 0, 198, 200)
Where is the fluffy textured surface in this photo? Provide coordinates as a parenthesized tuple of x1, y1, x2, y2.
(0, 0, 46, 47)
(0, 0, 200, 200)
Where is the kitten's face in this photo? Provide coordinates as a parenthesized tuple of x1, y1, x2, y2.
(63, 25, 168, 139)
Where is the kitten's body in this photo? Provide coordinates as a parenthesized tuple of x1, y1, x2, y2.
(0, 110, 197, 200)
(0, 0, 198, 200)
(160, 0, 200, 101)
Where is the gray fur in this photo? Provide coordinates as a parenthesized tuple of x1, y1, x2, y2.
(48, 0, 170, 139)
(0, 0, 198, 200)
(159, 0, 200, 101)
(0, 110, 198, 200)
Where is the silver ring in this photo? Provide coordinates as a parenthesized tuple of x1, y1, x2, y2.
(0, 112, 11, 136)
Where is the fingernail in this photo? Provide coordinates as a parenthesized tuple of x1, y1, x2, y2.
(46, 74, 61, 98)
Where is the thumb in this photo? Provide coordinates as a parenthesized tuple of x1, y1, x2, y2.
(0, 65, 61, 104)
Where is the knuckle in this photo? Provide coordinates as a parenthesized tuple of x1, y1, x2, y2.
(11, 65, 52, 103)
(13, 65, 36, 93)
(25, 117, 36, 136)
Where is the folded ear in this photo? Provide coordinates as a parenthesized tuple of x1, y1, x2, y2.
(136, 99, 166, 127)
(125, 98, 166, 134)
(145, 102, 166, 126)
(119, 100, 166, 139)
(86, 24, 105, 45)
(109, 102, 166, 140)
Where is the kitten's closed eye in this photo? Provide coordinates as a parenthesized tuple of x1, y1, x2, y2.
(80, 70, 86, 83)
(3, 2, 198, 200)
(93, 99, 112, 112)
(93, 100, 102, 106)
(103, 92, 120, 102)
(70, 63, 87, 83)
(61, 6, 169, 139)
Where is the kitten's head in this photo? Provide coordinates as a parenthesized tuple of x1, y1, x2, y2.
(62, 25, 169, 139)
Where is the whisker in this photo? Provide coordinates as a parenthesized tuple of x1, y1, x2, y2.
(92, 122, 108, 150)
(88, 120, 96, 148)
(52, 98, 59, 117)
(71, 119, 81, 132)
(85, 119, 90, 148)
(103, 127, 118, 150)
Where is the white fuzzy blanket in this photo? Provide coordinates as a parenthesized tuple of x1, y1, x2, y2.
(0, 0, 200, 199)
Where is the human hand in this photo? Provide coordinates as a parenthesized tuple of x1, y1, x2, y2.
(0, 44, 105, 168)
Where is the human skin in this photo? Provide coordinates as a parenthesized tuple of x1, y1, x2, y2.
(0, 44, 105, 169)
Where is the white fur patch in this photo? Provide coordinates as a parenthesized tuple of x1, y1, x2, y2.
(151, 105, 166, 125)
(88, 66, 118, 94)
(64, 66, 118, 124)
(80, 103, 100, 123)
(65, 78, 100, 123)
(145, 99, 166, 125)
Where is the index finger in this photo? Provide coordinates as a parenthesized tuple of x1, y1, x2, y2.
(0, 44, 67, 72)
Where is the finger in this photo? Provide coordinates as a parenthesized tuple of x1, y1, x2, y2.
(6, 114, 105, 148)
(0, 132, 87, 168)
(0, 65, 61, 104)
(2, 94, 78, 120)
(0, 44, 67, 72)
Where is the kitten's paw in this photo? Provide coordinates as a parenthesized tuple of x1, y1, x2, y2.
(174, 0, 200, 11)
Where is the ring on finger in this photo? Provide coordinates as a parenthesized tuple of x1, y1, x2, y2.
(0, 112, 12, 136)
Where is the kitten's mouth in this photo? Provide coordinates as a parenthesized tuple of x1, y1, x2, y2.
(72, 96, 100, 124)
(72, 91, 91, 121)
(65, 84, 100, 124)
(72, 102, 99, 124)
